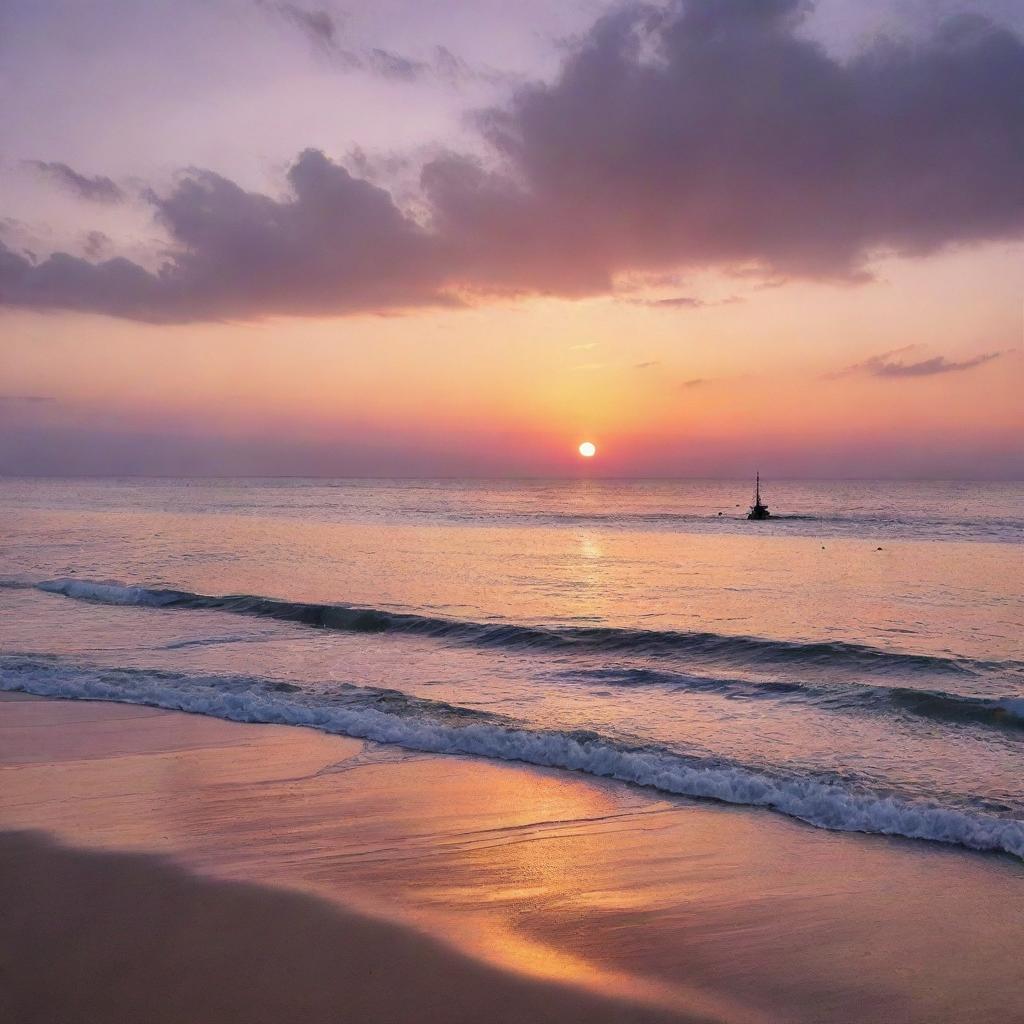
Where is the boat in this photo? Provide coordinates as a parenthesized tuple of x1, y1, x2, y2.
(747, 472, 770, 520)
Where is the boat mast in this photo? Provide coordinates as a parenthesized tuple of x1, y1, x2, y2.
(755, 471, 760, 507)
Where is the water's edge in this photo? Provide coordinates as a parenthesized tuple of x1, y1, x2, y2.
(3, 654, 1021, 861)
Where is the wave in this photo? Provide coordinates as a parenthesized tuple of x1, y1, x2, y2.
(555, 666, 1024, 730)
(1, 654, 1021, 860)
(36, 578, 1010, 679)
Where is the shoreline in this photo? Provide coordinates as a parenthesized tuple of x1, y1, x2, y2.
(2, 693, 1022, 1023)
(6, 652, 1021, 861)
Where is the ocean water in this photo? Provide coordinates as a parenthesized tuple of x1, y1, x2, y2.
(1, 477, 1022, 858)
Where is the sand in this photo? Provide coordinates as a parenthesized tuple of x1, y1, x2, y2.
(1, 692, 1022, 1023)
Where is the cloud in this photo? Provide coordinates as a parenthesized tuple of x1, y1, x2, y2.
(0, 149, 453, 321)
(452, 0, 1024, 286)
(4, 1, 1024, 322)
(628, 294, 742, 308)
(0, 394, 56, 403)
(361, 45, 505, 85)
(433, 45, 488, 85)
(680, 378, 709, 388)
(258, 3, 362, 69)
(274, 3, 338, 50)
(633, 360, 660, 369)
(632, 296, 705, 309)
(837, 348, 1006, 378)
(260, 3, 493, 84)
(426, 0, 1024, 295)
(82, 231, 111, 258)
(371, 45, 514, 87)
(367, 47, 428, 81)
(27, 161, 124, 203)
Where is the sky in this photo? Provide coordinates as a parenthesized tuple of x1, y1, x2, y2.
(1, 0, 1022, 478)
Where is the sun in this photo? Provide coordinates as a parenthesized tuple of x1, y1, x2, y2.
(578, 441, 597, 458)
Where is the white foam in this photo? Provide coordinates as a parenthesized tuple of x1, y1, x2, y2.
(2, 657, 1022, 861)
(37, 579, 180, 606)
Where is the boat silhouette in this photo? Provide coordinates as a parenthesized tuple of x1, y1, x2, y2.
(747, 472, 770, 520)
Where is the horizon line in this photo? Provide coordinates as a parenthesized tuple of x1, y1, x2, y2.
(1, 474, 1021, 484)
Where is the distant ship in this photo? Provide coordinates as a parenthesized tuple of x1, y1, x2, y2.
(747, 472, 770, 520)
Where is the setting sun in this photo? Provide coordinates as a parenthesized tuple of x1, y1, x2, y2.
(578, 441, 597, 458)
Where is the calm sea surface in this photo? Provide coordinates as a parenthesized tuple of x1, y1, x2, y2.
(1, 478, 1022, 856)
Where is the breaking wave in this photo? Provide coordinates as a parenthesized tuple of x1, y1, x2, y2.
(554, 666, 1024, 730)
(1, 654, 1021, 861)
(36, 578, 1015, 680)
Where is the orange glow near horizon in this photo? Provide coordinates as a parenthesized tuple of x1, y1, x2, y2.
(1, 241, 1022, 478)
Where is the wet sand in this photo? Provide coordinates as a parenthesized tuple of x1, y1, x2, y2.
(0, 832, 698, 1024)
(1, 692, 1022, 1023)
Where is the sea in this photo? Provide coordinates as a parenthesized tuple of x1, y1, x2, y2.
(1, 477, 1021, 858)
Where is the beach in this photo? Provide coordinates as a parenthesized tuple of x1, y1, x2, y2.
(3, 691, 1021, 1024)
(5, 0, 1024, 1016)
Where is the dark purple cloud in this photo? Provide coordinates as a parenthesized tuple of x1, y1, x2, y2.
(441, 0, 1024, 287)
(82, 230, 111, 258)
(0, 149, 452, 321)
(3, 0, 1024, 321)
(27, 161, 124, 203)
(837, 348, 1006, 378)
(0, 242, 165, 319)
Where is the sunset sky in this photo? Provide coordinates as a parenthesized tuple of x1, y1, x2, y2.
(1, 0, 1022, 477)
